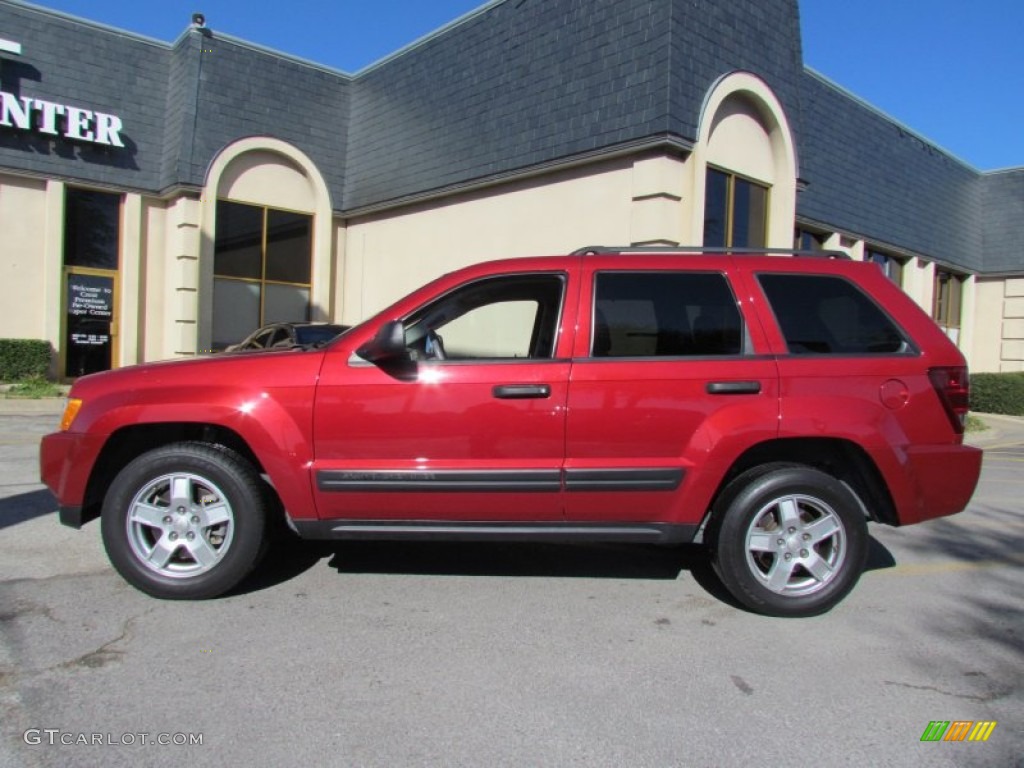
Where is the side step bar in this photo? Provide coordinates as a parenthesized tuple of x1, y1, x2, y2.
(290, 520, 699, 545)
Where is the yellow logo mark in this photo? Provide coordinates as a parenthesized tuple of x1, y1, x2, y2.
(968, 721, 997, 742)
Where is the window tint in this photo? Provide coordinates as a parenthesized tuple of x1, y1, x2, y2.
(593, 272, 743, 357)
(213, 200, 313, 349)
(64, 188, 121, 270)
(758, 274, 907, 355)
(404, 274, 564, 361)
(703, 168, 768, 248)
(932, 269, 964, 331)
(867, 248, 904, 286)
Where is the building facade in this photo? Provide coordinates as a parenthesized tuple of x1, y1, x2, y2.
(1, 0, 1021, 379)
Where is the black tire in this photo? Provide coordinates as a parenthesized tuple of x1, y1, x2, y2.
(708, 464, 868, 618)
(100, 442, 269, 599)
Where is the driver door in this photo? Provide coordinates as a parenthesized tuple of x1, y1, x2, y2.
(312, 271, 572, 522)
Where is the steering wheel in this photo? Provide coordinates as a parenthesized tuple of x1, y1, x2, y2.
(424, 330, 447, 360)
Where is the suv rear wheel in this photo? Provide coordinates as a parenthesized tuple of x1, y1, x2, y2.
(100, 442, 268, 599)
(709, 464, 868, 617)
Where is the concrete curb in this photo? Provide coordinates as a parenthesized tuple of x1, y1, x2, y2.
(965, 412, 1024, 448)
(0, 397, 64, 415)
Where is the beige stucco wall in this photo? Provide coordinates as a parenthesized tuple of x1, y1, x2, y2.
(971, 279, 1006, 372)
(0, 174, 47, 340)
(1003, 278, 1024, 371)
(141, 198, 169, 361)
(341, 158, 637, 323)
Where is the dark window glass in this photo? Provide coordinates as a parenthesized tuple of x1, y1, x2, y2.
(213, 201, 313, 348)
(933, 270, 963, 329)
(403, 275, 564, 360)
(265, 210, 312, 284)
(758, 274, 907, 355)
(732, 178, 766, 248)
(794, 229, 825, 252)
(64, 272, 115, 377)
(703, 169, 728, 248)
(214, 201, 263, 279)
(64, 189, 120, 269)
(867, 249, 904, 286)
(593, 272, 742, 357)
(703, 168, 768, 248)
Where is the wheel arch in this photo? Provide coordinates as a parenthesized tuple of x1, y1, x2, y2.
(707, 437, 898, 527)
(80, 423, 274, 527)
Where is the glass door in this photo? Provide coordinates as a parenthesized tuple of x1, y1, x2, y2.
(63, 267, 118, 378)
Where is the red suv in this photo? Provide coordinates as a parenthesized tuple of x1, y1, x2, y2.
(40, 247, 982, 616)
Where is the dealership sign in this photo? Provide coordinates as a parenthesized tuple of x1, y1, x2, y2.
(0, 36, 124, 147)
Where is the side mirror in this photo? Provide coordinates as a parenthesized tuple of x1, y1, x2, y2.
(356, 320, 409, 365)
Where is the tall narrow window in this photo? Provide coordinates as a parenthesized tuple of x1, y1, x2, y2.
(213, 200, 312, 349)
(932, 269, 964, 333)
(703, 168, 768, 248)
(63, 188, 121, 378)
(867, 248, 905, 287)
(794, 228, 825, 252)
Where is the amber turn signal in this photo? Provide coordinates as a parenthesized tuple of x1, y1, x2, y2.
(59, 398, 83, 431)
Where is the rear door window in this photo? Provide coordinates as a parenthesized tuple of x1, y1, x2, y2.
(592, 272, 744, 357)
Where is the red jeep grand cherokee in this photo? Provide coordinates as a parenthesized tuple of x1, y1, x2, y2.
(40, 247, 982, 617)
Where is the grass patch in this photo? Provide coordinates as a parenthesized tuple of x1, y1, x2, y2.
(965, 413, 989, 433)
(5, 376, 63, 399)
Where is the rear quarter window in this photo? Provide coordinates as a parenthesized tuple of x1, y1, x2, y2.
(757, 273, 910, 355)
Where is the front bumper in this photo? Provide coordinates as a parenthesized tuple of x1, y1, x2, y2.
(40, 430, 106, 528)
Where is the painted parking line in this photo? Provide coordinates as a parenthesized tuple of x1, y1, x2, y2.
(879, 554, 1024, 576)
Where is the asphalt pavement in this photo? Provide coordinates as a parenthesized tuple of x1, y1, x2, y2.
(1, 397, 1022, 768)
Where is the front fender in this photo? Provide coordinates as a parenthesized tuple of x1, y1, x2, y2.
(62, 352, 325, 520)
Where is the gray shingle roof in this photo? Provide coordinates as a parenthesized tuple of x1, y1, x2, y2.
(0, 0, 1020, 274)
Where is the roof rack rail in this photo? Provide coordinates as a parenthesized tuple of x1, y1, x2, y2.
(571, 245, 851, 260)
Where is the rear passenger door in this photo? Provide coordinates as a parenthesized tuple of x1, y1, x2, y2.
(564, 256, 779, 527)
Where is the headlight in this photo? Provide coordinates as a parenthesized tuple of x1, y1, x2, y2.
(59, 398, 83, 431)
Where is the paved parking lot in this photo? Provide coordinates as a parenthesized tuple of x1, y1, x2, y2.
(1, 400, 1022, 767)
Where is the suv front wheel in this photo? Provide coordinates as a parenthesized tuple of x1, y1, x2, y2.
(709, 464, 869, 618)
(100, 442, 268, 599)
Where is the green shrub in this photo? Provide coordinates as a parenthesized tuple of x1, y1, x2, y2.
(0, 339, 52, 382)
(970, 372, 1024, 416)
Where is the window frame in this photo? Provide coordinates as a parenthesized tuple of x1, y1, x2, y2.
(932, 269, 965, 330)
(704, 166, 770, 249)
(589, 270, 748, 359)
(757, 272, 916, 357)
(866, 248, 905, 287)
(401, 272, 567, 363)
(213, 199, 314, 349)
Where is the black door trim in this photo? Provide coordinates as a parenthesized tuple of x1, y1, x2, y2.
(564, 467, 684, 492)
(317, 469, 562, 493)
(317, 467, 686, 493)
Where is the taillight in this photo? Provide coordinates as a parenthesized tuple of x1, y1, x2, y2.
(928, 366, 969, 434)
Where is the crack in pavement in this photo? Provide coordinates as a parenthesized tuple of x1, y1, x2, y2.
(883, 679, 1015, 702)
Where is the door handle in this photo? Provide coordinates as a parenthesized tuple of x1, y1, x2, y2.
(706, 380, 761, 395)
(493, 384, 551, 399)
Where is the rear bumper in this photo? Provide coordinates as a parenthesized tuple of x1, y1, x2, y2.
(899, 443, 983, 525)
